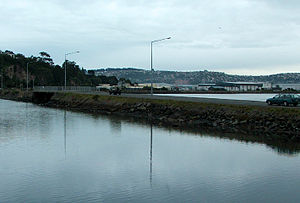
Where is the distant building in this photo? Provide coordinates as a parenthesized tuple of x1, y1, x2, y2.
(208, 85, 226, 91)
(171, 85, 198, 91)
(139, 83, 173, 90)
(197, 84, 215, 91)
(262, 82, 272, 90)
(274, 84, 300, 91)
(196, 82, 264, 92)
(216, 82, 263, 91)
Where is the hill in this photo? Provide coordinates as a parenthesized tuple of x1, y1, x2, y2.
(94, 68, 300, 85)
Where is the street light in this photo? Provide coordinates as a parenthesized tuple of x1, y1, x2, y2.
(64, 51, 80, 90)
(26, 62, 33, 92)
(150, 37, 171, 95)
(0, 70, 3, 90)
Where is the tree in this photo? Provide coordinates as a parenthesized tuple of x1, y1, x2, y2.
(39, 52, 51, 58)
(39, 51, 53, 65)
(87, 70, 95, 76)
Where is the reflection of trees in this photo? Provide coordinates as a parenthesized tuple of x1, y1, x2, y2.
(175, 128, 300, 156)
(270, 145, 300, 157)
(97, 113, 300, 156)
(109, 118, 122, 133)
(0, 101, 56, 144)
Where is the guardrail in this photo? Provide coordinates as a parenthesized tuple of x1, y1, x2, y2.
(34, 86, 98, 92)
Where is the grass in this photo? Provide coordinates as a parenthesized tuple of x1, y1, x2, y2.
(57, 92, 300, 118)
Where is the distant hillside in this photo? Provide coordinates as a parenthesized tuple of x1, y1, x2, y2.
(94, 68, 300, 85)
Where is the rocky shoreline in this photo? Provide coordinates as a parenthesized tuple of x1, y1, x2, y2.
(1, 89, 300, 143)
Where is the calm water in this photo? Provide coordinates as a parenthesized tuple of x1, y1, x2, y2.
(1, 99, 300, 202)
(157, 93, 277, 102)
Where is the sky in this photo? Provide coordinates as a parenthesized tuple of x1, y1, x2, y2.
(1, 0, 300, 75)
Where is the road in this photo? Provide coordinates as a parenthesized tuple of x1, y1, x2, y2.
(34, 90, 300, 108)
(122, 93, 268, 107)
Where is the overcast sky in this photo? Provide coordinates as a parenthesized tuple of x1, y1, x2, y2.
(1, 0, 300, 75)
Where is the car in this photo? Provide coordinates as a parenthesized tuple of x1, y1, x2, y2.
(266, 94, 300, 106)
(109, 87, 121, 95)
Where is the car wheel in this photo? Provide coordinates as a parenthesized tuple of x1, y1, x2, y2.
(284, 101, 289, 107)
(267, 101, 272, 105)
(293, 103, 298, 107)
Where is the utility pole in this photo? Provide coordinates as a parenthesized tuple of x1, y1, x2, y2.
(26, 62, 32, 92)
(150, 37, 171, 96)
(64, 51, 80, 90)
(1, 69, 4, 89)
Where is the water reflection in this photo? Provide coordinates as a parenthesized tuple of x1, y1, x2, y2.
(109, 117, 122, 134)
(1, 99, 300, 202)
(150, 124, 153, 185)
(64, 110, 67, 157)
(0, 100, 300, 157)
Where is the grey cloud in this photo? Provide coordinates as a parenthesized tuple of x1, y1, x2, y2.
(0, 0, 300, 75)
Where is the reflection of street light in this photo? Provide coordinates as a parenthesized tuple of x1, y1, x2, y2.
(151, 37, 171, 96)
(150, 124, 153, 185)
(64, 110, 67, 158)
(26, 62, 33, 92)
(64, 51, 80, 90)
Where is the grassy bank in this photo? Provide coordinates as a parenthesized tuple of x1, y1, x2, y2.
(48, 92, 300, 141)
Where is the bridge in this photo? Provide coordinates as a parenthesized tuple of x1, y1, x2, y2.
(33, 86, 98, 92)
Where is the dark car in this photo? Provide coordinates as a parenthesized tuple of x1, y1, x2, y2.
(109, 87, 121, 95)
(266, 94, 300, 106)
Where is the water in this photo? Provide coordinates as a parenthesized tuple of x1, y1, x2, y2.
(1, 99, 300, 202)
(156, 93, 277, 102)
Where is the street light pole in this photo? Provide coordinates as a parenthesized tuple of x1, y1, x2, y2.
(64, 51, 80, 90)
(151, 42, 153, 95)
(1, 69, 3, 89)
(26, 62, 32, 92)
(27, 63, 28, 92)
(64, 54, 66, 90)
(150, 37, 171, 96)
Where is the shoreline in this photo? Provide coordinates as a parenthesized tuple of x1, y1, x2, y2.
(1, 89, 300, 143)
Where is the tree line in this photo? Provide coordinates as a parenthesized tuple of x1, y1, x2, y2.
(0, 50, 130, 88)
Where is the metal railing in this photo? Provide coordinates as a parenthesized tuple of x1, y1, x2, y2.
(34, 86, 97, 92)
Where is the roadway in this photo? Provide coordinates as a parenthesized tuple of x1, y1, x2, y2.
(122, 93, 269, 107)
(35, 89, 271, 107)
(122, 93, 300, 108)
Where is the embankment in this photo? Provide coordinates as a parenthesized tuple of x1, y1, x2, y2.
(1, 89, 300, 142)
(0, 89, 32, 102)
